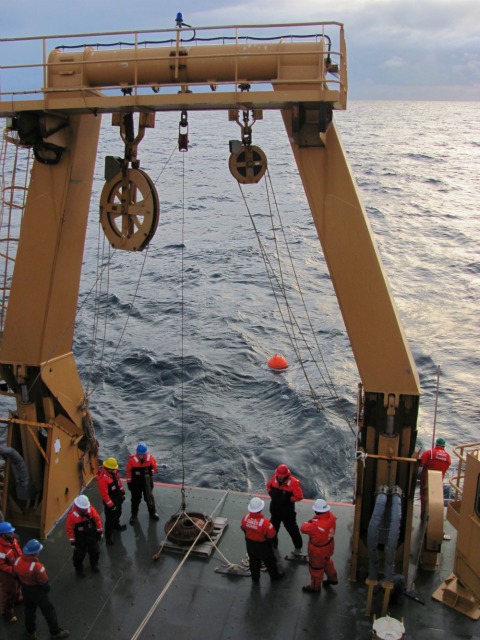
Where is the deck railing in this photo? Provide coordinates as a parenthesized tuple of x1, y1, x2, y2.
(0, 22, 347, 115)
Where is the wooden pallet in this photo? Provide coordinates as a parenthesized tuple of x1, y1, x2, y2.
(160, 517, 229, 558)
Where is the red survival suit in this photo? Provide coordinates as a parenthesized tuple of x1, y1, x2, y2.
(13, 552, 64, 636)
(66, 505, 103, 574)
(266, 466, 304, 550)
(0, 533, 22, 620)
(126, 452, 158, 519)
(241, 511, 283, 582)
(420, 445, 451, 518)
(300, 511, 338, 591)
(96, 467, 126, 543)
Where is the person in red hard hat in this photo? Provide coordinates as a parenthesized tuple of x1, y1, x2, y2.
(240, 497, 284, 584)
(419, 437, 451, 519)
(266, 463, 304, 554)
(0, 521, 23, 623)
(13, 539, 69, 639)
(300, 498, 338, 593)
(66, 495, 103, 576)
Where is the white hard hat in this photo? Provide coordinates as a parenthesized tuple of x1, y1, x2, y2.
(74, 495, 90, 510)
(313, 498, 330, 513)
(248, 497, 265, 513)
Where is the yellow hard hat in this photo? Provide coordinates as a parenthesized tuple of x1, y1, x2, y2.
(103, 457, 119, 470)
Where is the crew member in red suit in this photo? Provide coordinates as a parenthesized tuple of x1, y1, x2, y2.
(13, 539, 69, 639)
(66, 494, 103, 576)
(241, 497, 284, 584)
(0, 521, 22, 623)
(266, 463, 304, 554)
(300, 498, 338, 593)
(419, 437, 451, 519)
(126, 442, 159, 524)
(96, 456, 127, 545)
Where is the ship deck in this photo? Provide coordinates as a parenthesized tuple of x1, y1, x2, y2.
(1, 483, 477, 640)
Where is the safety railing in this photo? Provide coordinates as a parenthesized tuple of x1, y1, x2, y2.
(449, 442, 480, 502)
(0, 21, 347, 115)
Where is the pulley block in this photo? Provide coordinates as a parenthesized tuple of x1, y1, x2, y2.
(164, 512, 214, 546)
(228, 145, 267, 184)
(99, 168, 160, 251)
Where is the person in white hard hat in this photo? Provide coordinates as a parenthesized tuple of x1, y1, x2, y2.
(65, 495, 103, 576)
(300, 498, 338, 593)
(240, 497, 284, 584)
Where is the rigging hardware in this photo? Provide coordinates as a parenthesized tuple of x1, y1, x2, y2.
(99, 168, 159, 251)
(228, 109, 267, 184)
(100, 112, 159, 251)
(178, 110, 189, 151)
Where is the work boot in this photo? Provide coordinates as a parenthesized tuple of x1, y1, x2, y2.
(149, 511, 160, 521)
(50, 630, 70, 639)
(324, 579, 338, 586)
(293, 548, 303, 556)
(271, 571, 285, 581)
(302, 585, 320, 593)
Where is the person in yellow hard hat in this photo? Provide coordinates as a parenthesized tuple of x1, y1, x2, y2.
(96, 457, 127, 545)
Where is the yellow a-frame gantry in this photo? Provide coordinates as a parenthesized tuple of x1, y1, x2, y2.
(0, 20, 419, 571)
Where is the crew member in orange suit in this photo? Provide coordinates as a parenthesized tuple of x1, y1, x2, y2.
(96, 457, 127, 545)
(0, 521, 22, 623)
(241, 497, 284, 584)
(300, 498, 338, 593)
(266, 463, 304, 554)
(419, 437, 451, 519)
(66, 495, 103, 576)
(126, 442, 159, 524)
(13, 539, 69, 639)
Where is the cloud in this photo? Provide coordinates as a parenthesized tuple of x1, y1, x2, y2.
(1, 0, 480, 100)
(382, 57, 405, 69)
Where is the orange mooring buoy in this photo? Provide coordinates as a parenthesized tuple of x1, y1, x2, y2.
(267, 354, 288, 370)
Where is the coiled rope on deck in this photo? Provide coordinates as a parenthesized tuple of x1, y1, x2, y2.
(132, 490, 233, 640)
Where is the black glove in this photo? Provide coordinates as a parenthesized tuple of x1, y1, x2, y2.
(40, 583, 51, 592)
(108, 505, 117, 512)
(97, 532, 104, 541)
(70, 542, 76, 547)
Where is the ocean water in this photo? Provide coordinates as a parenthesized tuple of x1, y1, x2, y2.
(2, 101, 479, 503)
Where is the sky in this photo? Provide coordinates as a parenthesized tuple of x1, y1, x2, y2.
(1, 0, 480, 100)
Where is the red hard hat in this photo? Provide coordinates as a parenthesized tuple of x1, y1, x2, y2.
(276, 464, 290, 477)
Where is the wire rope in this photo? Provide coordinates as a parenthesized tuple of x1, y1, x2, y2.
(180, 149, 186, 510)
(238, 169, 356, 437)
